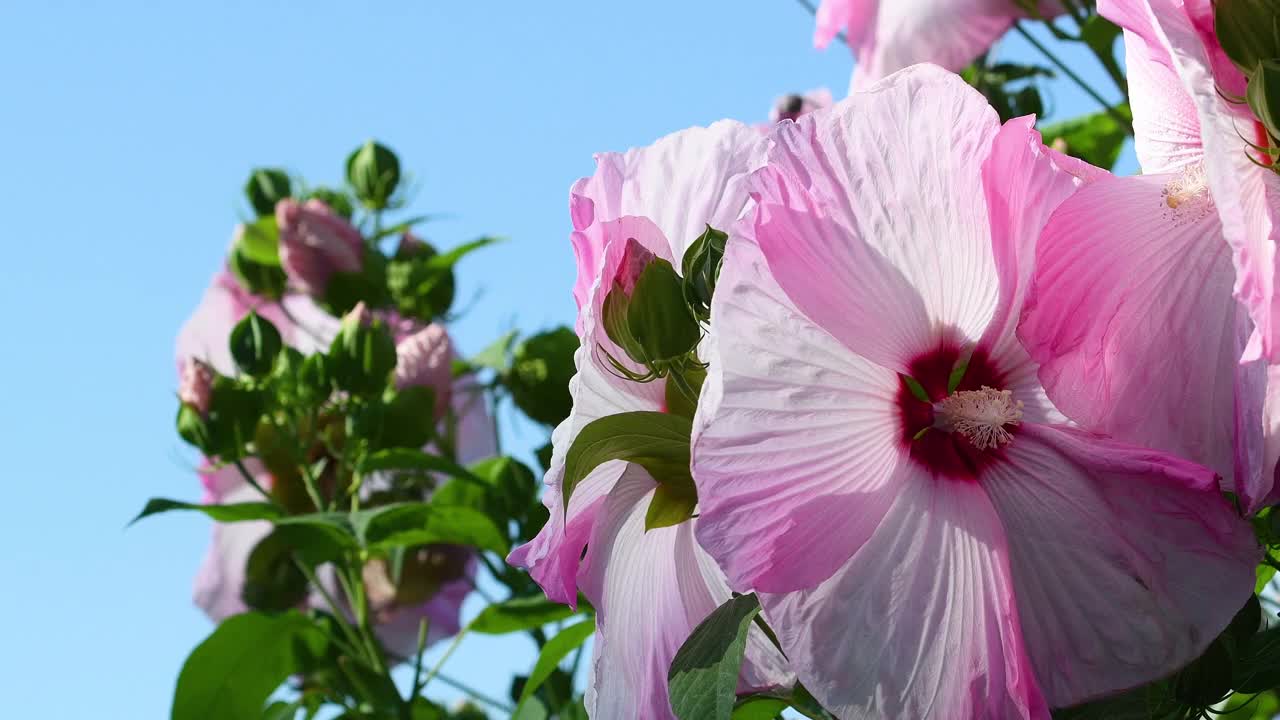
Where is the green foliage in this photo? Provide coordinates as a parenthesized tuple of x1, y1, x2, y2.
(470, 595, 582, 635)
(513, 619, 595, 713)
(667, 593, 762, 720)
(171, 611, 326, 720)
(561, 411, 697, 530)
(1216, 0, 1280, 73)
(131, 497, 283, 525)
(328, 312, 398, 396)
(1040, 104, 1132, 171)
(229, 243, 287, 300)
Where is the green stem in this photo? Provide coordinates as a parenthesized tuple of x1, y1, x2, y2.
(432, 671, 515, 713)
(294, 560, 373, 667)
(1013, 23, 1134, 134)
(420, 624, 469, 689)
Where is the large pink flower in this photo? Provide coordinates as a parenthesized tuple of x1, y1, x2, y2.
(1098, 0, 1280, 362)
(509, 121, 791, 719)
(814, 0, 1060, 90)
(1019, 0, 1277, 510)
(692, 65, 1258, 717)
(176, 270, 493, 656)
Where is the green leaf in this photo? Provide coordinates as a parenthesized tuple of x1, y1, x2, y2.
(561, 411, 694, 519)
(238, 216, 282, 266)
(426, 236, 500, 271)
(271, 513, 358, 565)
(470, 595, 583, 635)
(1039, 104, 1132, 171)
(350, 501, 510, 556)
(731, 697, 789, 720)
(241, 530, 309, 612)
(261, 700, 302, 720)
(171, 611, 326, 720)
(1257, 563, 1276, 594)
(358, 447, 482, 484)
(131, 498, 282, 526)
(368, 214, 441, 242)
(668, 593, 762, 720)
(664, 362, 707, 420)
(1215, 0, 1280, 73)
(468, 330, 519, 373)
(515, 619, 596, 710)
(646, 481, 698, 531)
(511, 698, 548, 720)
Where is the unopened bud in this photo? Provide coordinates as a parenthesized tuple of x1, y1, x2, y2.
(346, 140, 401, 210)
(1248, 59, 1280, 144)
(329, 302, 398, 395)
(277, 198, 365, 298)
(243, 168, 291, 217)
(178, 357, 216, 417)
(1216, 0, 1280, 73)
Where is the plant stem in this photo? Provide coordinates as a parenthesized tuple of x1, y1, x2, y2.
(1013, 23, 1134, 134)
(294, 560, 374, 667)
(433, 671, 515, 713)
(420, 624, 469, 689)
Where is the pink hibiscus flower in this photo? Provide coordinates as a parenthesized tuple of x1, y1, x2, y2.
(1019, 0, 1280, 510)
(509, 120, 792, 719)
(1097, 0, 1280, 362)
(692, 64, 1258, 718)
(814, 0, 1061, 90)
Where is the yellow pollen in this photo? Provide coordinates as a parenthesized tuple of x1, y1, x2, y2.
(934, 387, 1023, 450)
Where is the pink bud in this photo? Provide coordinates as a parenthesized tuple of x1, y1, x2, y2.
(395, 324, 454, 418)
(277, 198, 365, 297)
(613, 237, 657, 296)
(179, 357, 215, 417)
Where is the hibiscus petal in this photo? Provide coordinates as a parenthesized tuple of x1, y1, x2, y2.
(1018, 172, 1269, 506)
(1123, 32, 1203, 174)
(579, 466, 789, 720)
(570, 120, 762, 262)
(693, 235, 903, 594)
(192, 481, 270, 622)
(764, 65, 1002, 349)
(761, 468, 1049, 719)
(980, 424, 1258, 706)
(746, 164, 933, 374)
(979, 115, 1093, 361)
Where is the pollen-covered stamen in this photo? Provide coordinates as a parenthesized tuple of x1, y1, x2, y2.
(1162, 164, 1210, 209)
(933, 386, 1023, 450)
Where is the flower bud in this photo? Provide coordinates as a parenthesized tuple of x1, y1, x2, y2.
(395, 324, 454, 418)
(277, 198, 365, 298)
(602, 238, 701, 368)
(681, 225, 727, 324)
(1216, 0, 1280, 73)
(329, 302, 398, 395)
(228, 311, 282, 378)
(243, 167, 291, 217)
(178, 357, 216, 417)
(346, 140, 401, 210)
(396, 231, 429, 259)
(507, 327, 578, 427)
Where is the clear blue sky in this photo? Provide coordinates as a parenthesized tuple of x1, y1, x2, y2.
(0, 3, 1127, 717)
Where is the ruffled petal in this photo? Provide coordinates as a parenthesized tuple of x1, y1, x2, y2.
(1019, 171, 1269, 506)
(570, 120, 763, 262)
(764, 65, 1002, 349)
(980, 424, 1259, 706)
(693, 235, 903, 594)
(979, 115, 1094, 361)
(760, 467, 1049, 719)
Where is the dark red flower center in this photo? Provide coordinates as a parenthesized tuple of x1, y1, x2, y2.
(896, 341, 1014, 481)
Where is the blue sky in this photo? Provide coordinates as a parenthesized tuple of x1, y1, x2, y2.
(0, 2, 1126, 717)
